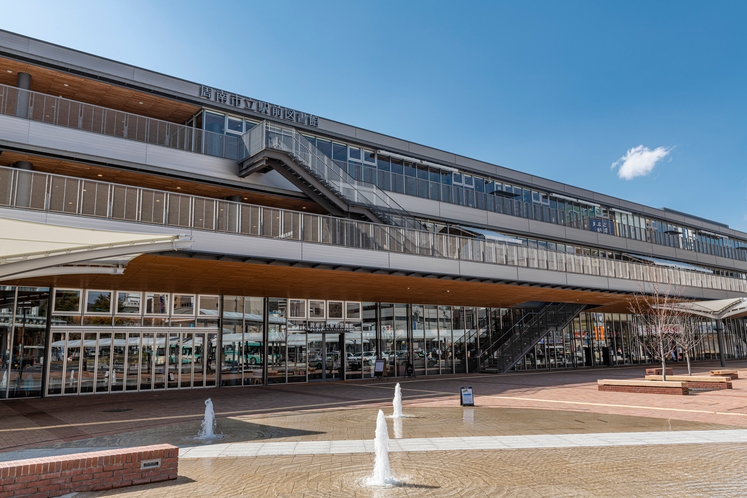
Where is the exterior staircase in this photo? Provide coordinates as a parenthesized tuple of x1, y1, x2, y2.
(478, 302, 587, 373)
(237, 121, 419, 228)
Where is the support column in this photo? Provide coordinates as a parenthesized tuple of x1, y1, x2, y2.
(13, 161, 33, 208)
(717, 319, 727, 367)
(16, 72, 31, 119)
(262, 297, 269, 385)
(375, 303, 381, 360)
(41, 287, 53, 397)
(216, 296, 224, 387)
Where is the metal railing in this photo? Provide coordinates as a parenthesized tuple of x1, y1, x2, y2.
(490, 303, 585, 373)
(0, 84, 244, 160)
(0, 165, 745, 295)
(240, 121, 420, 227)
(1, 81, 745, 262)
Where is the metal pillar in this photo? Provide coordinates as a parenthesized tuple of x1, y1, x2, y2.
(40, 287, 53, 397)
(16, 72, 30, 119)
(262, 298, 269, 385)
(716, 319, 727, 367)
(13, 161, 33, 208)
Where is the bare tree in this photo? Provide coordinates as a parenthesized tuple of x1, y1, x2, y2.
(628, 281, 686, 381)
(673, 315, 706, 376)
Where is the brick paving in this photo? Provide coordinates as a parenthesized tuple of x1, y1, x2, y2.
(4, 360, 747, 496)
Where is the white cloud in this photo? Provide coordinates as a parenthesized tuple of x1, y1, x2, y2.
(611, 145, 672, 180)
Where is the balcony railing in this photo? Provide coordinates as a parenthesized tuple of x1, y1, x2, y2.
(1, 81, 745, 263)
(0, 165, 744, 294)
(0, 83, 244, 160)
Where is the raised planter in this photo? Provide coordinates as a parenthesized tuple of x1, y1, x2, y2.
(598, 379, 689, 395)
(645, 368, 674, 376)
(0, 444, 178, 498)
(645, 375, 732, 390)
(710, 369, 739, 380)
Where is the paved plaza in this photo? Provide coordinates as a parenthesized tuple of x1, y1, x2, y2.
(4, 361, 747, 496)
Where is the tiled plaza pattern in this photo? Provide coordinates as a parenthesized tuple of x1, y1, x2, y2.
(4, 361, 747, 496)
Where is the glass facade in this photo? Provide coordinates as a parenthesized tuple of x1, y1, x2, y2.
(0, 285, 744, 398)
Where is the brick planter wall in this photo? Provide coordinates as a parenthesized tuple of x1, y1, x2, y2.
(0, 444, 178, 498)
(598, 385, 689, 395)
(687, 381, 732, 390)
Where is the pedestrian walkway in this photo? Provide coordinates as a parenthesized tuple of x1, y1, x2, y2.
(178, 428, 747, 459)
(5, 362, 747, 497)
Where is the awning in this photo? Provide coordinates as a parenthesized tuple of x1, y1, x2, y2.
(657, 297, 747, 320)
(623, 253, 713, 274)
(456, 226, 524, 245)
(0, 218, 192, 280)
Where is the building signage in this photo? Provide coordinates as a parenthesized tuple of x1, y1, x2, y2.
(199, 85, 319, 127)
(590, 218, 615, 236)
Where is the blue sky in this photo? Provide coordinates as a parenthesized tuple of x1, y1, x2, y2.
(2, 1, 746, 230)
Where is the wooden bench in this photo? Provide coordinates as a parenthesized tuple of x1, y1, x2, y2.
(645, 375, 732, 390)
(0, 444, 177, 497)
(710, 369, 739, 380)
(598, 379, 689, 395)
(645, 368, 673, 376)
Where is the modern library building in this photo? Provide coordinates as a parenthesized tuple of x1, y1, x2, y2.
(0, 29, 746, 399)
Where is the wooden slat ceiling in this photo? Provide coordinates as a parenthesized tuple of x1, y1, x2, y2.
(0, 151, 327, 214)
(0, 56, 199, 124)
(7, 255, 635, 313)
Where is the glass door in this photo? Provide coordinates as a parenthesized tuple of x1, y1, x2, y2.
(111, 332, 126, 392)
(95, 332, 113, 394)
(125, 332, 140, 391)
(308, 333, 323, 381)
(64, 332, 82, 395)
(308, 333, 342, 381)
(323, 333, 342, 380)
(47, 332, 65, 395)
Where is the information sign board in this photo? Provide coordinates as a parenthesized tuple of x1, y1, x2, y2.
(374, 359, 386, 380)
(460, 386, 474, 406)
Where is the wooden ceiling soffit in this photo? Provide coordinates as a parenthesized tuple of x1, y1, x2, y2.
(8, 255, 635, 311)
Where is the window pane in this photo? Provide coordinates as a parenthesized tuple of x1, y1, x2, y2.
(328, 301, 344, 319)
(199, 295, 220, 316)
(173, 295, 196, 315)
(391, 158, 404, 174)
(317, 139, 332, 157)
(54, 290, 80, 313)
(116, 292, 141, 314)
(346, 302, 361, 319)
(404, 162, 417, 177)
(227, 117, 243, 133)
(332, 143, 347, 161)
(86, 291, 112, 314)
(145, 293, 170, 314)
(204, 112, 225, 134)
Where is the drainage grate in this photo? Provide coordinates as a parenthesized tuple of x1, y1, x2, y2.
(102, 408, 133, 413)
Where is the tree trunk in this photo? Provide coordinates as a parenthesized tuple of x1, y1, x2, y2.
(685, 350, 692, 376)
(660, 340, 667, 381)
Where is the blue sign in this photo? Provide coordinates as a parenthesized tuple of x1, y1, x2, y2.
(590, 218, 615, 235)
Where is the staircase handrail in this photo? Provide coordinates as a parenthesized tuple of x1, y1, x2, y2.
(496, 303, 586, 373)
(239, 121, 419, 226)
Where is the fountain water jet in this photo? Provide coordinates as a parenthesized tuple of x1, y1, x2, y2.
(197, 398, 218, 439)
(367, 409, 399, 486)
(393, 417, 403, 439)
(392, 383, 403, 418)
